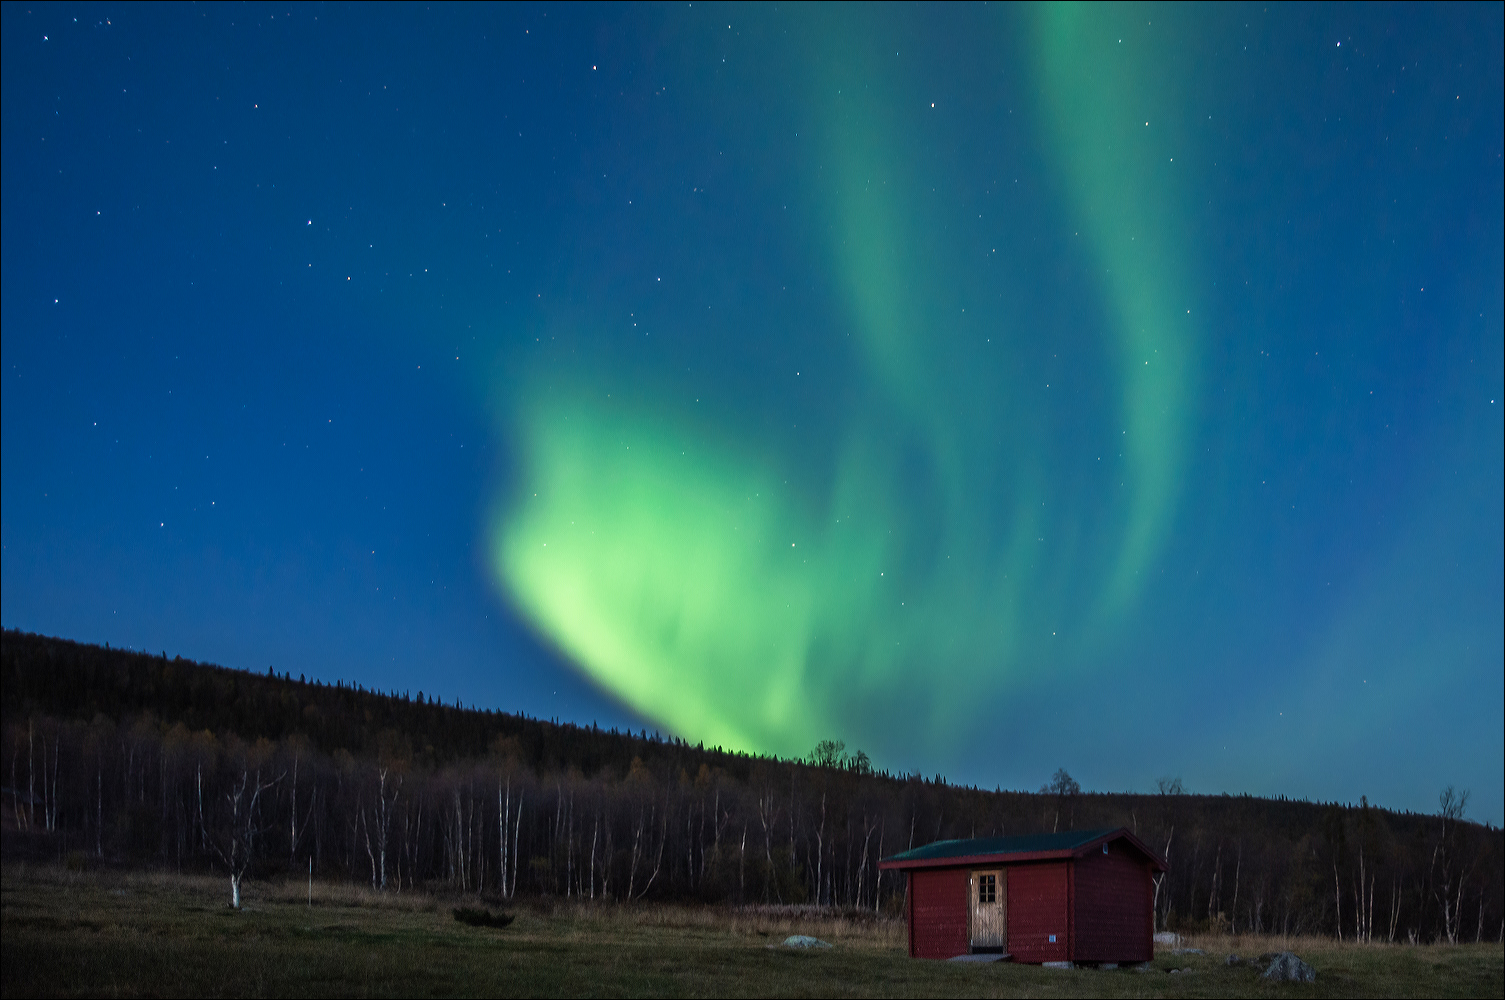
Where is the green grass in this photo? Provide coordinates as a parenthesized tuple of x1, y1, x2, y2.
(2, 863, 1500, 998)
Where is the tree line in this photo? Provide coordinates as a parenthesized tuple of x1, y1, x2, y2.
(3, 629, 1500, 942)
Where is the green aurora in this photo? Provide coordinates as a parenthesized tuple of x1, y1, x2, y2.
(492, 7, 1205, 761)
(4, 0, 1496, 817)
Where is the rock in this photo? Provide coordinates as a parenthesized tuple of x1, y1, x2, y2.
(948, 953, 1005, 963)
(1153, 931, 1181, 947)
(1225, 954, 1241, 966)
(1254, 951, 1317, 983)
(1041, 961, 1074, 969)
(781, 935, 832, 949)
(452, 907, 514, 929)
(1170, 947, 1204, 955)
(1099, 963, 1118, 970)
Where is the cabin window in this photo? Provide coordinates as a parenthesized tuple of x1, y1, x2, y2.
(977, 873, 997, 903)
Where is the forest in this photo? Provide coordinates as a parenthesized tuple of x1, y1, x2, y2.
(3, 629, 1500, 942)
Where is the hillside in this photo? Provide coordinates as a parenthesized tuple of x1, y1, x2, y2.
(3, 629, 1499, 942)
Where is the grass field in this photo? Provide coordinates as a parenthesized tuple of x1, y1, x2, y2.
(2, 863, 1500, 998)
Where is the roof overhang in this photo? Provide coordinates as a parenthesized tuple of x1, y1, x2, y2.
(878, 827, 1168, 873)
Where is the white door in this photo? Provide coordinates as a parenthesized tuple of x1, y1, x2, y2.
(970, 869, 1006, 951)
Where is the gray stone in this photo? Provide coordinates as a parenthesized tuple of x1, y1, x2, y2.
(1041, 961, 1074, 970)
(948, 953, 1006, 963)
(1225, 953, 1241, 966)
(1152, 931, 1181, 947)
(1170, 947, 1204, 955)
(1255, 951, 1317, 983)
(781, 935, 832, 949)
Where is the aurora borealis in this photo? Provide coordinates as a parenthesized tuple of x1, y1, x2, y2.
(497, 6, 1207, 758)
(4, 5, 1502, 821)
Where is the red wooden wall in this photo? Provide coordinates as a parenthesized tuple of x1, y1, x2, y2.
(902, 843, 1155, 962)
(908, 868, 968, 958)
(1072, 840, 1154, 962)
(1005, 861, 1070, 963)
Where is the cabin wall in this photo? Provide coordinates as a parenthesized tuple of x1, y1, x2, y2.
(1072, 841, 1154, 962)
(908, 868, 969, 958)
(1005, 861, 1070, 963)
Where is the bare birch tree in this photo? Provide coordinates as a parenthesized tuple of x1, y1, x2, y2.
(202, 767, 283, 908)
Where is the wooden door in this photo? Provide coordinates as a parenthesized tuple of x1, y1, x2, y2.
(969, 869, 1007, 951)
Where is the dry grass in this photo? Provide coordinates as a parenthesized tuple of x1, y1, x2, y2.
(257, 874, 446, 912)
(3, 862, 1500, 998)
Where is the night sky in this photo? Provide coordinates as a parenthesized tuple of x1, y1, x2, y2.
(4, 4, 1501, 823)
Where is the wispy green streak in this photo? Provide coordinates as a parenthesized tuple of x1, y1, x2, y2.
(492, 8, 1199, 761)
(1035, 2, 1198, 611)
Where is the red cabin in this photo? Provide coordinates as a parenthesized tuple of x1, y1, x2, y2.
(878, 827, 1168, 963)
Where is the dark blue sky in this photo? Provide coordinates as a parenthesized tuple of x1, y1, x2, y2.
(4, 3, 1501, 822)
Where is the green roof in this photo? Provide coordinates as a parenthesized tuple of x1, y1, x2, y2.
(883, 828, 1119, 864)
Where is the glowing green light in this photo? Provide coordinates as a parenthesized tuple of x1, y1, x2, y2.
(1034, 3, 1198, 611)
(492, 9, 1197, 761)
